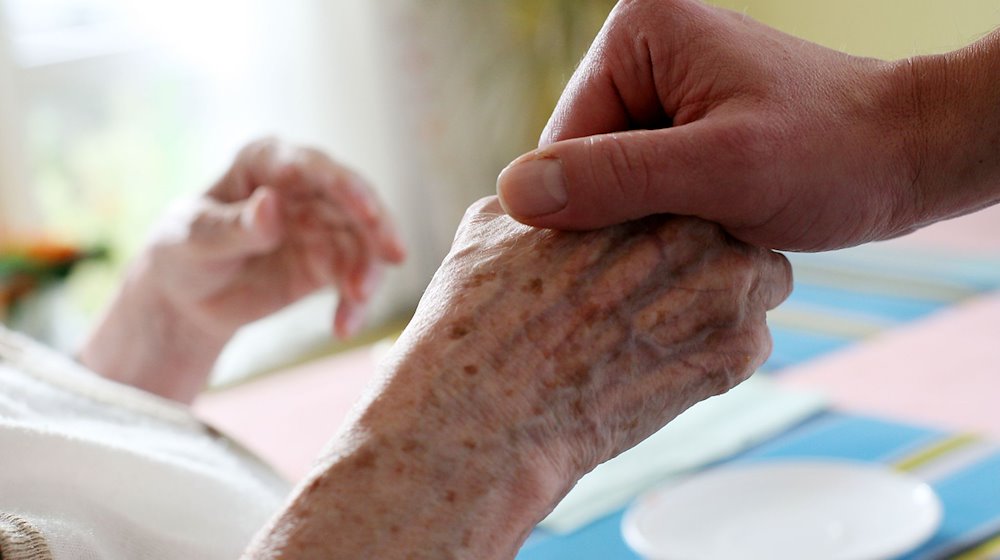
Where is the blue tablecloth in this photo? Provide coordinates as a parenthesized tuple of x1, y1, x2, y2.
(518, 414, 1000, 560)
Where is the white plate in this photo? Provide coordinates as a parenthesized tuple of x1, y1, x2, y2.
(622, 460, 942, 560)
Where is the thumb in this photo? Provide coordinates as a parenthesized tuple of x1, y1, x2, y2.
(191, 187, 283, 258)
(497, 122, 759, 230)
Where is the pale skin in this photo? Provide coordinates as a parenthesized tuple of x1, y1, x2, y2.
(243, 198, 791, 559)
(79, 138, 406, 403)
(497, 0, 1000, 251)
(76, 139, 791, 557)
(72, 1, 1000, 553)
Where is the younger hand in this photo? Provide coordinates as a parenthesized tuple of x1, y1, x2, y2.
(498, 0, 948, 251)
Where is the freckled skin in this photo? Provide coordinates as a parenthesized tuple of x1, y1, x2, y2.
(522, 278, 544, 295)
(449, 322, 472, 339)
(244, 197, 791, 560)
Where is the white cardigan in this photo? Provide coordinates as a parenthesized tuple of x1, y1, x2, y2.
(0, 327, 290, 559)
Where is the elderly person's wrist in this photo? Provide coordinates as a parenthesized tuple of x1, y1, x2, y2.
(246, 360, 568, 559)
(79, 256, 231, 403)
(246, 201, 791, 558)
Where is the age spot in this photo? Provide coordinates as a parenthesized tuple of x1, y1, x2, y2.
(401, 439, 424, 454)
(522, 277, 544, 295)
(463, 364, 479, 376)
(466, 271, 497, 288)
(449, 321, 472, 340)
(352, 449, 377, 470)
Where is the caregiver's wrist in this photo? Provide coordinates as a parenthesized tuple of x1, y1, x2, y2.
(894, 31, 1000, 226)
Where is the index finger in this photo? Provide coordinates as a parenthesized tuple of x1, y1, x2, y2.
(539, 0, 675, 147)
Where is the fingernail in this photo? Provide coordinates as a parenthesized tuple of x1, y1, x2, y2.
(497, 157, 568, 218)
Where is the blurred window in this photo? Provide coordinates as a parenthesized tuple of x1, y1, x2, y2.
(0, 0, 263, 319)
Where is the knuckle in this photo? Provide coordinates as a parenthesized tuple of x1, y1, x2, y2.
(771, 252, 794, 300)
(241, 136, 279, 159)
(463, 196, 502, 220)
(275, 160, 306, 185)
(591, 134, 652, 211)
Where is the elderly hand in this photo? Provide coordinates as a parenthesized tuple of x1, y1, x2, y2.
(246, 197, 790, 559)
(498, 0, 1000, 251)
(80, 138, 405, 403)
(146, 138, 405, 339)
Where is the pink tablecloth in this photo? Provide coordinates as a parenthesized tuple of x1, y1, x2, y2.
(777, 290, 1000, 439)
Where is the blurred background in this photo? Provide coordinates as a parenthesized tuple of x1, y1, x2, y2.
(1, 0, 999, 386)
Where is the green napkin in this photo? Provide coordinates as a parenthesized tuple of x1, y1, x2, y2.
(540, 374, 827, 534)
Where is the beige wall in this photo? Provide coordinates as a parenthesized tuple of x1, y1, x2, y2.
(708, 0, 1000, 59)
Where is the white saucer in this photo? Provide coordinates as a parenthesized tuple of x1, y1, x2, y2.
(622, 460, 942, 560)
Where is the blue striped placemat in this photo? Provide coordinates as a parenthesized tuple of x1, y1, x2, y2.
(766, 246, 1000, 371)
(517, 414, 1000, 559)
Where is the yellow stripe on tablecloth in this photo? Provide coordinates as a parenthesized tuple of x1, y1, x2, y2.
(766, 305, 889, 339)
(893, 434, 981, 473)
(791, 263, 978, 302)
(949, 534, 1000, 560)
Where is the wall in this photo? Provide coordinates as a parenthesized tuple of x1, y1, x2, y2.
(709, 0, 1000, 58)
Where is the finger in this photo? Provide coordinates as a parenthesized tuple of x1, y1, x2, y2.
(373, 216, 407, 264)
(327, 228, 365, 301)
(539, 0, 673, 147)
(335, 172, 406, 264)
(497, 120, 767, 231)
(346, 239, 375, 302)
(355, 261, 384, 302)
(466, 195, 505, 217)
(189, 187, 283, 258)
(540, 50, 632, 147)
(209, 137, 280, 203)
(759, 251, 794, 311)
(333, 297, 366, 340)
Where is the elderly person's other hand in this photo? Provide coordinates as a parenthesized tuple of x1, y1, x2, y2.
(245, 197, 791, 559)
(80, 138, 405, 403)
(498, 0, 1000, 252)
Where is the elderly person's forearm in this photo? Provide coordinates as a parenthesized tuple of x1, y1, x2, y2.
(245, 198, 791, 558)
(79, 139, 405, 404)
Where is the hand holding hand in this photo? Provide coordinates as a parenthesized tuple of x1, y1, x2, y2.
(247, 197, 791, 559)
(498, 0, 1000, 251)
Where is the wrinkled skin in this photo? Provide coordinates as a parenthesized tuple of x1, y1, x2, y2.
(499, 0, 1000, 251)
(245, 197, 791, 560)
(80, 138, 405, 403)
(390, 197, 790, 478)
